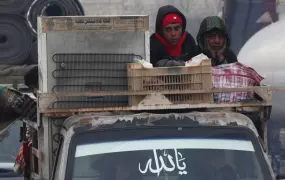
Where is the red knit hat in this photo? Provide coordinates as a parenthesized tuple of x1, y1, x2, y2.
(162, 13, 183, 28)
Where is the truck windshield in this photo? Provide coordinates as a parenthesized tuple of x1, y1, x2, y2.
(66, 127, 272, 180)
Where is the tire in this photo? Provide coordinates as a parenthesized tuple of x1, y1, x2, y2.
(0, 14, 33, 65)
(74, 0, 85, 15)
(0, 0, 34, 14)
(26, 0, 85, 35)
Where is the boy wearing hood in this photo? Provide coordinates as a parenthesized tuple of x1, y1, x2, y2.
(150, 5, 199, 67)
(196, 16, 238, 66)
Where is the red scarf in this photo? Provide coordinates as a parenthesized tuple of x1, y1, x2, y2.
(155, 32, 187, 57)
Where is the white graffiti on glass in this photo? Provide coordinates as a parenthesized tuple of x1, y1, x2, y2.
(138, 149, 187, 176)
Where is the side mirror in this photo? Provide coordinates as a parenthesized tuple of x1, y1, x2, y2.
(276, 174, 285, 180)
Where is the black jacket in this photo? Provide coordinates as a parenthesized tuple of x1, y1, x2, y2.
(150, 5, 199, 67)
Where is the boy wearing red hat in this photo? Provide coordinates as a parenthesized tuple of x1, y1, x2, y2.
(150, 5, 199, 67)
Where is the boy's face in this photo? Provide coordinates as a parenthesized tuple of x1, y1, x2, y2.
(205, 31, 226, 51)
(162, 23, 183, 46)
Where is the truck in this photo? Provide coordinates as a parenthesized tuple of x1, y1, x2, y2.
(26, 74, 280, 180)
(12, 15, 283, 180)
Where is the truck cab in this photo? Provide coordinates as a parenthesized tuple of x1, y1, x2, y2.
(55, 112, 275, 180)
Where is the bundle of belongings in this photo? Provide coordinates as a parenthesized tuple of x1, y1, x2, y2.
(187, 53, 264, 103)
(137, 53, 264, 103)
(211, 62, 264, 103)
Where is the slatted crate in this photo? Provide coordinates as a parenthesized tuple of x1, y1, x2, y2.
(127, 59, 214, 106)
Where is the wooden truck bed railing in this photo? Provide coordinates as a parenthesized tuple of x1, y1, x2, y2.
(38, 86, 272, 117)
(38, 60, 273, 117)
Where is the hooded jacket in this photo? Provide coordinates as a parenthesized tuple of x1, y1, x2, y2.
(196, 16, 238, 66)
(150, 5, 199, 67)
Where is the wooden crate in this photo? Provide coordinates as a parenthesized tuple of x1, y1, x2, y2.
(127, 59, 213, 106)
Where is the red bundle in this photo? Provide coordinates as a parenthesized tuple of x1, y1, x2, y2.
(212, 62, 264, 103)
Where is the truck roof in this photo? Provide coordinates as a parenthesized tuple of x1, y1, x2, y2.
(62, 111, 260, 137)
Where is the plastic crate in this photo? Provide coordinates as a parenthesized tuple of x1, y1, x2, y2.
(127, 60, 213, 106)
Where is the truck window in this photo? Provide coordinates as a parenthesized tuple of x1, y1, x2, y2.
(65, 127, 272, 180)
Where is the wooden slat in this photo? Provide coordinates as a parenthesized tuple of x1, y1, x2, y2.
(38, 86, 271, 97)
(37, 86, 273, 117)
(38, 86, 272, 110)
(271, 86, 285, 92)
(39, 102, 272, 117)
